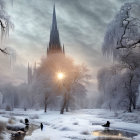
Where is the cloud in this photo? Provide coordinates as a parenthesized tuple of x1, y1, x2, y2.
(0, 0, 125, 85)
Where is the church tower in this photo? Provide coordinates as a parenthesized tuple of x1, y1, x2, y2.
(47, 5, 65, 55)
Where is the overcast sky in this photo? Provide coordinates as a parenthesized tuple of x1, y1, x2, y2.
(0, 0, 127, 88)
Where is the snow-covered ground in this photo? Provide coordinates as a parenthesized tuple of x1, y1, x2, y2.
(0, 109, 140, 140)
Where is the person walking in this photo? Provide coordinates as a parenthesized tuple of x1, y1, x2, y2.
(40, 123, 43, 131)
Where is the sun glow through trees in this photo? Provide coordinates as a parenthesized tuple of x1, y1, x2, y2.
(57, 72, 65, 80)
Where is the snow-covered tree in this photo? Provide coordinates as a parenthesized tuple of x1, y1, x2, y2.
(32, 54, 89, 114)
(31, 73, 54, 112)
(0, 0, 13, 54)
(98, 65, 140, 111)
(102, 1, 140, 59)
(98, 1, 140, 112)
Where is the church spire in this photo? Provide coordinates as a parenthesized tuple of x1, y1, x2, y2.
(47, 4, 63, 55)
(52, 4, 57, 31)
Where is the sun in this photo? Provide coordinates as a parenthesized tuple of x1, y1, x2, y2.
(57, 72, 64, 80)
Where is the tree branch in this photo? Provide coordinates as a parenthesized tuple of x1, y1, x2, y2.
(0, 48, 9, 54)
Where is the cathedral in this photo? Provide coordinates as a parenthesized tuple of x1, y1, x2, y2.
(28, 5, 65, 84)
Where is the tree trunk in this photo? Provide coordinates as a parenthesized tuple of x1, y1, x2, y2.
(66, 102, 69, 112)
(44, 97, 48, 113)
(60, 92, 67, 114)
(132, 95, 136, 109)
(128, 74, 133, 112)
(132, 101, 136, 109)
(128, 105, 132, 112)
(66, 93, 70, 112)
(24, 107, 27, 111)
(128, 97, 132, 112)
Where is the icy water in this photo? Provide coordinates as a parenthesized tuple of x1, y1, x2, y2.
(10, 124, 38, 140)
(92, 129, 137, 140)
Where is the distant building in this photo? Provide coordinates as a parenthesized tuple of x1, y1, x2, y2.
(28, 5, 65, 85)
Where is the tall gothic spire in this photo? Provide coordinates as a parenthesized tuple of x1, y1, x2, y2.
(47, 4, 64, 55)
(52, 4, 57, 31)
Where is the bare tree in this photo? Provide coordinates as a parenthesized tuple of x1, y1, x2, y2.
(60, 65, 89, 114)
(31, 73, 53, 113)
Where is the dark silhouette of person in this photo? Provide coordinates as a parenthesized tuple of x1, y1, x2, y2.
(25, 118, 29, 125)
(40, 123, 43, 131)
(102, 121, 110, 128)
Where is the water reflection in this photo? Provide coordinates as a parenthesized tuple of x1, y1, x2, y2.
(11, 133, 25, 140)
(11, 124, 38, 140)
(92, 129, 137, 140)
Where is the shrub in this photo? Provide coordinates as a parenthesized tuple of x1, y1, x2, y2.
(81, 131, 89, 135)
(20, 119, 23, 123)
(8, 117, 16, 124)
(0, 121, 6, 133)
(5, 105, 12, 111)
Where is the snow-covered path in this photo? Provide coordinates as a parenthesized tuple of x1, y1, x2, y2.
(0, 109, 140, 140)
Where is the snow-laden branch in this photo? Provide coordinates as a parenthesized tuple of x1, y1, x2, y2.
(102, 2, 140, 59)
(0, 0, 13, 54)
